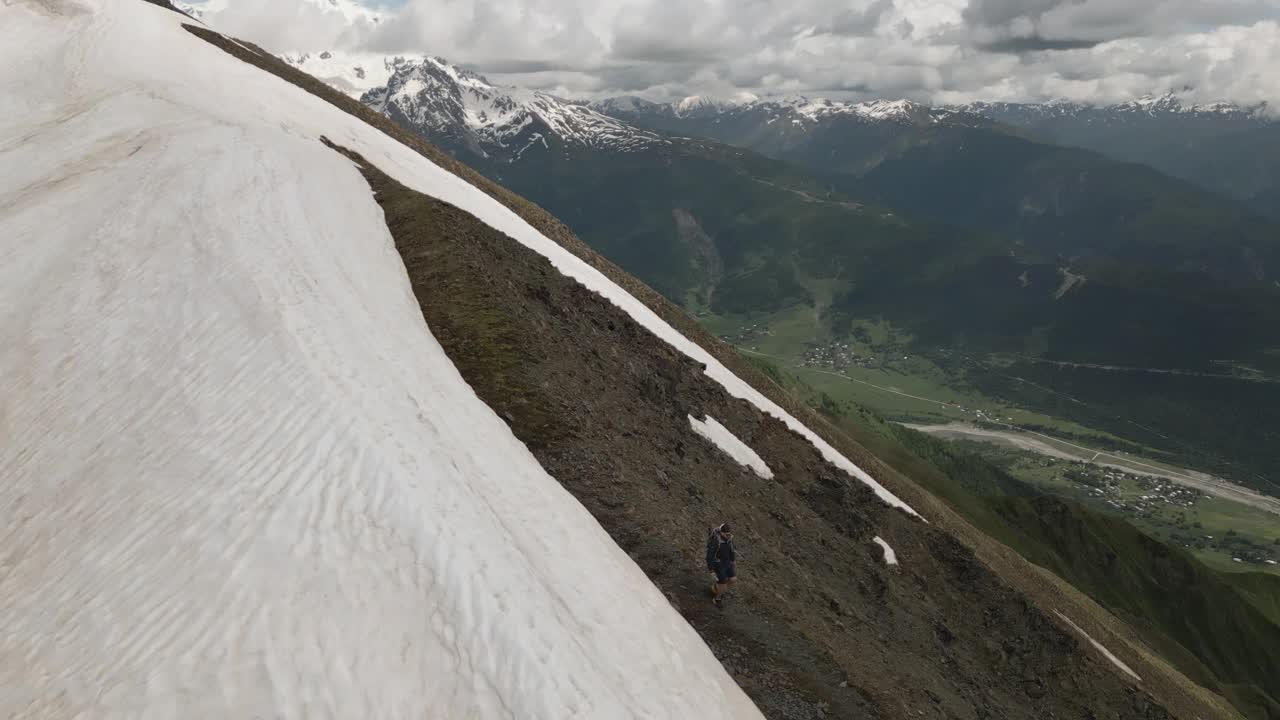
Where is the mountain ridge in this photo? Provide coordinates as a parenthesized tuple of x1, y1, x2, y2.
(597, 90, 1272, 122)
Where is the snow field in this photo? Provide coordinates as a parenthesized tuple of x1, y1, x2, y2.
(0, 1, 762, 718)
(688, 414, 774, 479)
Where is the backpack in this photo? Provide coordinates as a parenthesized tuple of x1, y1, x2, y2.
(705, 526, 723, 569)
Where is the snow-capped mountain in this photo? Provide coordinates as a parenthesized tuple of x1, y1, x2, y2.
(950, 94, 1278, 211)
(956, 93, 1270, 124)
(594, 90, 1273, 135)
(586, 92, 995, 178)
(762, 96, 967, 125)
(362, 57, 665, 160)
(282, 50, 415, 97)
(595, 94, 977, 127)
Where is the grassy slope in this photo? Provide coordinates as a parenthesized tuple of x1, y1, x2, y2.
(1135, 125, 1280, 223)
(856, 406, 1280, 718)
(187, 25, 1243, 720)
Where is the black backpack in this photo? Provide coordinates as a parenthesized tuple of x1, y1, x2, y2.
(705, 526, 723, 569)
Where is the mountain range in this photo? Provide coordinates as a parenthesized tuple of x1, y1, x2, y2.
(599, 90, 1280, 217)
(256, 27, 1279, 224)
(337, 55, 1280, 496)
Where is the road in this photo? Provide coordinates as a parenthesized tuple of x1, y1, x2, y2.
(1007, 354, 1279, 384)
(736, 346, 1280, 516)
(906, 422, 1280, 516)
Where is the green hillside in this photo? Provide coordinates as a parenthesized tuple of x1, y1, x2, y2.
(850, 126, 1280, 283)
(429, 130, 1280, 492)
(1152, 124, 1280, 222)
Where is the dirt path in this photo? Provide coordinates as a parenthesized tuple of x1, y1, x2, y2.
(738, 348, 1280, 517)
(906, 422, 1280, 516)
(747, 176, 866, 211)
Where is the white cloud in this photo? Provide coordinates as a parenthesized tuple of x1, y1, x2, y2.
(186, 0, 1280, 105)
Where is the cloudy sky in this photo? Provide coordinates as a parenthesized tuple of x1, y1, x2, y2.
(189, 0, 1280, 105)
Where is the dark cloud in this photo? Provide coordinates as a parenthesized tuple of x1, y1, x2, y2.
(609, 37, 725, 64)
(466, 59, 581, 74)
(980, 35, 1101, 52)
(805, 81, 875, 94)
(963, 0, 1280, 50)
(962, 0, 1066, 27)
(815, 0, 894, 36)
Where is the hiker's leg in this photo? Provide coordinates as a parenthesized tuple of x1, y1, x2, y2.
(714, 563, 734, 598)
(722, 563, 737, 593)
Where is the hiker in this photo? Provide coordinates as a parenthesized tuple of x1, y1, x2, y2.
(706, 523, 737, 606)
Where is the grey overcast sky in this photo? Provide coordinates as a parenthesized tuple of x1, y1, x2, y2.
(188, 0, 1280, 105)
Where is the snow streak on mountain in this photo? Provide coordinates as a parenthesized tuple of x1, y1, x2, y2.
(0, 1, 763, 717)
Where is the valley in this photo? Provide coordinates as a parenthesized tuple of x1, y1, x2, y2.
(723, 324, 1280, 573)
(706, 301, 1280, 564)
(937, 441, 1280, 575)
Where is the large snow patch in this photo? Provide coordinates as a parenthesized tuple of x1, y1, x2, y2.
(85, 0, 924, 523)
(0, 1, 761, 718)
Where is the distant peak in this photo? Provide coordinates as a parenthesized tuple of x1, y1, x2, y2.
(761, 96, 932, 123)
(1118, 92, 1185, 113)
(672, 94, 754, 116)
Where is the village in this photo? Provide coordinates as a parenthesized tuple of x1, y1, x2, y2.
(718, 322, 770, 350)
(798, 341, 879, 371)
(1041, 460, 1279, 568)
(1064, 463, 1203, 512)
